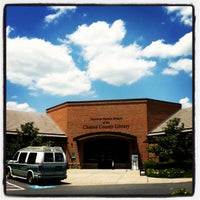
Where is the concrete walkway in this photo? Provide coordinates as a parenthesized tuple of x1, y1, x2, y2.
(62, 169, 192, 186)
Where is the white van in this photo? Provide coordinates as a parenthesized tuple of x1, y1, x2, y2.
(6, 146, 67, 184)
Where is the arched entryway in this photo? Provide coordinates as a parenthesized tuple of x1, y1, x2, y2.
(74, 132, 137, 169)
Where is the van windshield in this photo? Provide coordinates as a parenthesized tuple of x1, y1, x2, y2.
(12, 152, 19, 161)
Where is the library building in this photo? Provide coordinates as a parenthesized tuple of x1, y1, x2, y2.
(6, 98, 192, 169)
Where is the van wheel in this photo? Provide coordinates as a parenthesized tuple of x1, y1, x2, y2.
(27, 173, 34, 184)
(6, 168, 12, 179)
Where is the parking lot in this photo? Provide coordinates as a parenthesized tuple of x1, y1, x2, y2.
(6, 181, 25, 191)
(5, 169, 193, 197)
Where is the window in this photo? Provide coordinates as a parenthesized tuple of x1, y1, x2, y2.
(44, 153, 53, 162)
(18, 153, 27, 163)
(55, 153, 64, 162)
(27, 153, 37, 164)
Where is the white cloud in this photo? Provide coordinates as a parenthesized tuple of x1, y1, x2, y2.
(162, 58, 192, 76)
(165, 6, 193, 26)
(36, 71, 91, 96)
(86, 46, 156, 85)
(179, 97, 192, 108)
(7, 18, 193, 96)
(7, 101, 36, 112)
(45, 6, 76, 24)
(7, 34, 91, 96)
(67, 20, 156, 86)
(6, 26, 14, 37)
(142, 32, 192, 58)
(29, 92, 38, 97)
(68, 20, 126, 48)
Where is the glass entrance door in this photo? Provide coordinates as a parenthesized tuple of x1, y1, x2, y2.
(83, 138, 130, 169)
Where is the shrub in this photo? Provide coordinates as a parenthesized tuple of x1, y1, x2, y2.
(171, 188, 192, 196)
(184, 169, 193, 178)
(143, 160, 158, 169)
(146, 168, 185, 178)
(156, 160, 177, 169)
(143, 159, 192, 168)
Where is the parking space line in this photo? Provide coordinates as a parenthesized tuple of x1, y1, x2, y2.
(6, 181, 25, 191)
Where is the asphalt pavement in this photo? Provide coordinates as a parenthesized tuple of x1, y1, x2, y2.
(5, 169, 193, 197)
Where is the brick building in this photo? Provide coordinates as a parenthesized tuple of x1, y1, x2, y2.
(46, 98, 181, 169)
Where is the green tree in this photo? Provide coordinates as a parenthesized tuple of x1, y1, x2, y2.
(148, 118, 192, 162)
(6, 122, 44, 158)
(16, 122, 43, 147)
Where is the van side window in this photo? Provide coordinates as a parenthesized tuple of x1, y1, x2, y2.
(18, 153, 27, 163)
(27, 153, 37, 164)
(44, 153, 53, 162)
(13, 152, 19, 161)
(55, 153, 64, 162)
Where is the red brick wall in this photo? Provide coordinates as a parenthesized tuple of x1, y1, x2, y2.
(47, 104, 68, 133)
(147, 100, 181, 131)
(46, 99, 181, 168)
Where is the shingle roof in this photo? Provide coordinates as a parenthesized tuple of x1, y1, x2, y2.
(6, 110, 66, 137)
(148, 107, 193, 135)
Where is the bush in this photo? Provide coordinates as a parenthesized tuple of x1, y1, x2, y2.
(184, 169, 193, 178)
(146, 168, 185, 178)
(181, 160, 193, 170)
(172, 188, 192, 196)
(143, 159, 193, 169)
(156, 160, 177, 169)
(143, 160, 178, 170)
(143, 159, 193, 178)
(143, 160, 158, 169)
(158, 160, 193, 170)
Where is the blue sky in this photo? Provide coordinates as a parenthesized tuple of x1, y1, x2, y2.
(5, 5, 193, 113)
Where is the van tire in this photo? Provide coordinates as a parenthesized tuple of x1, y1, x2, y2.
(27, 173, 34, 184)
(6, 168, 12, 179)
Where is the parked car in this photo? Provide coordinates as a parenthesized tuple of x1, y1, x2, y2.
(6, 146, 67, 184)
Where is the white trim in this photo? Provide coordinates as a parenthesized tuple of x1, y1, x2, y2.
(148, 128, 193, 136)
(6, 131, 67, 138)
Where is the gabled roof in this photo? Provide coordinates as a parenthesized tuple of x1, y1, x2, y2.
(148, 107, 193, 136)
(6, 110, 66, 137)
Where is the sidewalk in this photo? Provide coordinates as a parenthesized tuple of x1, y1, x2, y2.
(62, 169, 192, 186)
